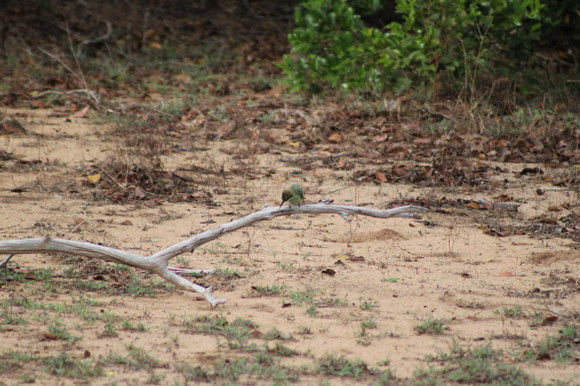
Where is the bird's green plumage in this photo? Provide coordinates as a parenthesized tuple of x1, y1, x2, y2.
(280, 184, 305, 207)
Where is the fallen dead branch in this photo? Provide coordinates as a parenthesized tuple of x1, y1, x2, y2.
(0, 202, 426, 307)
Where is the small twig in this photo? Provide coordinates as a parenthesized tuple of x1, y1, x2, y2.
(547, 308, 569, 318)
(270, 108, 318, 124)
(38, 27, 101, 108)
(76, 21, 113, 57)
(1, 254, 14, 287)
(535, 187, 572, 195)
(32, 89, 99, 100)
(0, 254, 14, 269)
(168, 268, 215, 275)
(477, 199, 519, 212)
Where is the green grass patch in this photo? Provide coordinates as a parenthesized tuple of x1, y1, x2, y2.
(415, 318, 449, 335)
(359, 299, 379, 311)
(263, 327, 293, 341)
(316, 354, 381, 380)
(416, 343, 539, 385)
(520, 325, 577, 363)
(44, 352, 103, 379)
(179, 355, 302, 383)
(496, 305, 525, 319)
(48, 322, 82, 343)
(252, 284, 288, 296)
(183, 315, 259, 350)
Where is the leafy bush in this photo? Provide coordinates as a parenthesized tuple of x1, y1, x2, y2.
(280, 0, 397, 93)
(281, 0, 575, 96)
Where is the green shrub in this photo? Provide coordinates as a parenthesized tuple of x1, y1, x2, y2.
(281, 0, 572, 96)
(281, 0, 397, 93)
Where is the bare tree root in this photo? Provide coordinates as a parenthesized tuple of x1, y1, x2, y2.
(0, 203, 426, 307)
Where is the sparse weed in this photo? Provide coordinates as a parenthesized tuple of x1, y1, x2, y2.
(306, 304, 318, 317)
(126, 344, 160, 370)
(263, 327, 293, 341)
(496, 306, 525, 319)
(252, 284, 288, 296)
(417, 343, 538, 385)
(269, 342, 298, 357)
(359, 299, 379, 311)
(521, 325, 577, 363)
(44, 352, 103, 378)
(361, 318, 377, 329)
(48, 323, 82, 343)
(377, 358, 390, 366)
(316, 354, 379, 379)
(288, 287, 317, 305)
(415, 318, 449, 335)
(215, 268, 243, 280)
(122, 319, 148, 331)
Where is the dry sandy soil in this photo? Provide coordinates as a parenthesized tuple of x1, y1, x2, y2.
(0, 106, 578, 384)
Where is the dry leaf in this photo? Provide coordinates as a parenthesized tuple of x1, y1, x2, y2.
(466, 202, 484, 210)
(393, 167, 407, 177)
(135, 186, 147, 199)
(74, 105, 90, 118)
(328, 133, 342, 143)
(87, 173, 101, 183)
(375, 171, 387, 182)
(413, 137, 431, 145)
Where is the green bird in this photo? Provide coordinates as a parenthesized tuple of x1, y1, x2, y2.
(279, 184, 305, 208)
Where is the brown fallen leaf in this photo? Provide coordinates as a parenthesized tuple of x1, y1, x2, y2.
(541, 315, 558, 325)
(251, 330, 262, 338)
(375, 171, 387, 182)
(328, 132, 342, 143)
(321, 268, 336, 276)
(0, 119, 27, 136)
(413, 137, 431, 145)
(466, 202, 484, 210)
(491, 230, 511, 237)
(74, 105, 90, 118)
(135, 186, 147, 199)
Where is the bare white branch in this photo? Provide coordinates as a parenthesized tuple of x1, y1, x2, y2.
(0, 203, 425, 307)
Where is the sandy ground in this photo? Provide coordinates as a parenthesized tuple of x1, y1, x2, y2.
(0, 107, 578, 384)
